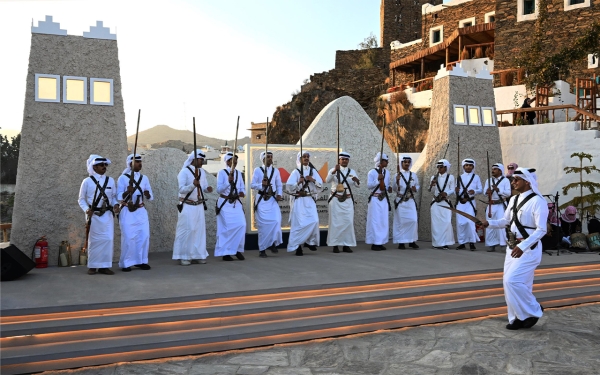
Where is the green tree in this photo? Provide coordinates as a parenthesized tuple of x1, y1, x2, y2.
(1, 133, 20, 184)
(560, 152, 600, 221)
(354, 33, 379, 70)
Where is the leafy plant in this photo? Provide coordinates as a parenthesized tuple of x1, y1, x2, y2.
(560, 152, 600, 221)
(354, 33, 379, 69)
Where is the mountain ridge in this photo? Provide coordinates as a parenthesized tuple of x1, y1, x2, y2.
(127, 125, 250, 149)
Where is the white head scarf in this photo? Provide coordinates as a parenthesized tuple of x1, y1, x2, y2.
(400, 154, 412, 170)
(374, 152, 389, 168)
(222, 152, 237, 167)
(122, 154, 141, 174)
(461, 158, 476, 172)
(183, 149, 206, 169)
(492, 163, 505, 175)
(338, 152, 351, 159)
(513, 167, 541, 196)
(260, 151, 273, 165)
(436, 159, 451, 172)
(296, 151, 311, 169)
(86, 154, 111, 176)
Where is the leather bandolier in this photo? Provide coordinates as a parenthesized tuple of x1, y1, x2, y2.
(456, 174, 477, 215)
(89, 176, 114, 217)
(216, 169, 242, 215)
(177, 167, 207, 213)
(254, 166, 275, 212)
(506, 193, 538, 250)
(328, 169, 355, 205)
(395, 171, 417, 210)
(431, 174, 453, 208)
(368, 168, 391, 211)
(122, 174, 145, 212)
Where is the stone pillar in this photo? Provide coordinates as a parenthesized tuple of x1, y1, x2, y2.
(414, 64, 503, 241)
(11, 18, 127, 264)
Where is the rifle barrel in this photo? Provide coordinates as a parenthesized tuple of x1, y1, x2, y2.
(193, 117, 199, 199)
(299, 116, 303, 177)
(130, 109, 141, 188)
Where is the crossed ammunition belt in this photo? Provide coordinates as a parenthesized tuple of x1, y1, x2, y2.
(220, 194, 240, 204)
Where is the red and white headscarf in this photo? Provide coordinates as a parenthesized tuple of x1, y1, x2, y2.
(506, 162, 518, 177)
(561, 206, 577, 223)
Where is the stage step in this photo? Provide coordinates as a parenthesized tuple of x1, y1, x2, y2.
(1, 263, 599, 375)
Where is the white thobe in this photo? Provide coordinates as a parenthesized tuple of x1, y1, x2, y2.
(393, 170, 419, 244)
(483, 176, 511, 247)
(430, 173, 456, 247)
(488, 190, 548, 323)
(456, 173, 483, 244)
(173, 167, 210, 260)
(78, 173, 117, 269)
(286, 165, 323, 251)
(366, 168, 391, 245)
(215, 168, 246, 256)
(251, 165, 283, 251)
(117, 172, 153, 268)
(326, 167, 359, 247)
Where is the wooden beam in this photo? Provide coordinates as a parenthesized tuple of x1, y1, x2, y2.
(458, 36, 462, 61)
(421, 58, 424, 79)
(445, 47, 449, 65)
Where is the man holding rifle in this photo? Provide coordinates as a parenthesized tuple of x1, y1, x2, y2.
(366, 152, 392, 251)
(251, 151, 283, 258)
(429, 159, 455, 249)
(215, 152, 246, 261)
(173, 150, 213, 265)
(117, 154, 154, 272)
(455, 158, 482, 251)
(483, 163, 511, 252)
(392, 155, 419, 249)
(326, 152, 360, 254)
(78, 154, 119, 275)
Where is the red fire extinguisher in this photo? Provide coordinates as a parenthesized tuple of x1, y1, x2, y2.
(32, 236, 49, 268)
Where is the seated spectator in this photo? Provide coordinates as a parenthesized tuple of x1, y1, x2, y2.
(560, 206, 582, 247)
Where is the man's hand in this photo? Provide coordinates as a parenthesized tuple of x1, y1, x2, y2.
(352, 176, 360, 184)
(387, 186, 393, 193)
(276, 194, 282, 201)
(299, 177, 305, 185)
(378, 174, 384, 181)
(486, 188, 492, 195)
(481, 220, 489, 228)
(144, 190, 151, 199)
(126, 186, 134, 194)
(262, 179, 268, 187)
(207, 186, 213, 193)
(441, 192, 448, 198)
(113, 204, 121, 214)
(455, 187, 460, 194)
(412, 186, 417, 192)
(306, 175, 315, 183)
(193, 179, 200, 188)
(228, 174, 234, 183)
(468, 189, 475, 195)
(239, 192, 245, 198)
(335, 164, 340, 172)
(86, 208, 92, 216)
(511, 246, 523, 258)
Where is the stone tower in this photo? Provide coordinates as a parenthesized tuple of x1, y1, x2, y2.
(380, 0, 442, 49)
(11, 16, 127, 264)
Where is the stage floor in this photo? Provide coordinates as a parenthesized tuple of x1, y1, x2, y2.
(2, 241, 597, 312)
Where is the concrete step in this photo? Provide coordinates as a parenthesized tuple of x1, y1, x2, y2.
(1, 264, 599, 375)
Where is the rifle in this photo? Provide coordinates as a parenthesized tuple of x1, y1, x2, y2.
(336, 107, 343, 192)
(193, 117, 200, 200)
(455, 136, 461, 205)
(429, 142, 450, 193)
(263, 117, 274, 198)
(230, 116, 240, 199)
(126, 109, 141, 211)
(486, 151, 492, 218)
(298, 115, 303, 180)
(83, 210, 92, 252)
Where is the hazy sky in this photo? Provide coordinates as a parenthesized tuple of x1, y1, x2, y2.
(0, 0, 380, 139)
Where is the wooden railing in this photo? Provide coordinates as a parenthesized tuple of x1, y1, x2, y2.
(496, 105, 600, 129)
(1, 223, 11, 242)
(411, 77, 434, 92)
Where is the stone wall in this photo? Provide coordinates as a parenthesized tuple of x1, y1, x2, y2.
(390, 42, 425, 65)
(381, 0, 443, 50)
(422, 0, 495, 48)
(495, 0, 600, 82)
(335, 48, 387, 71)
(11, 33, 127, 265)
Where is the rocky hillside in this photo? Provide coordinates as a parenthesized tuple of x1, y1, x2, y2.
(379, 92, 430, 153)
(127, 125, 249, 150)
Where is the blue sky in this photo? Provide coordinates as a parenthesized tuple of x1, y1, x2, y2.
(0, 0, 380, 139)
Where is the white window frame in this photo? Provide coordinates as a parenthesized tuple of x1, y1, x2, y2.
(517, 0, 539, 22)
(429, 25, 443, 47)
(588, 54, 599, 69)
(35, 73, 60, 103)
(484, 11, 496, 23)
(453, 105, 468, 125)
(564, 0, 590, 11)
(459, 17, 476, 28)
(481, 107, 496, 127)
(62, 76, 87, 105)
(468, 106, 482, 126)
(90, 78, 114, 106)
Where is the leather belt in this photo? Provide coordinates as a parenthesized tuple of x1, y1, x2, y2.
(490, 199, 505, 205)
(180, 198, 205, 206)
(396, 196, 411, 202)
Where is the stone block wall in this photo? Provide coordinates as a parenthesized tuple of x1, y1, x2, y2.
(495, 0, 600, 82)
(335, 48, 387, 71)
(381, 0, 443, 50)
(421, 0, 495, 48)
(11, 33, 127, 265)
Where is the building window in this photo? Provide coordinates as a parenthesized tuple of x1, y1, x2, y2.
(468, 106, 482, 126)
(588, 54, 599, 69)
(523, 0, 535, 14)
(35, 74, 60, 103)
(485, 11, 496, 23)
(481, 107, 496, 127)
(63, 76, 87, 104)
(564, 0, 590, 11)
(430, 25, 443, 46)
(90, 78, 114, 106)
(459, 17, 475, 28)
(453, 105, 468, 125)
(517, 0, 538, 21)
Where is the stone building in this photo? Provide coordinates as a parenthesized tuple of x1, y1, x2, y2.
(247, 122, 267, 144)
(11, 17, 127, 265)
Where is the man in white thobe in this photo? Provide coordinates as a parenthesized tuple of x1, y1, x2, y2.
(117, 154, 154, 272)
(366, 152, 392, 251)
(215, 152, 246, 261)
(286, 151, 323, 256)
(393, 155, 419, 249)
(78, 155, 120, 275)
(429, 159, 455, 249)
(483, 163, 511, 252)
(483, 167, 547, 330)
(173, 150, 213, 265)
(455, 158, 483, 250)
(326, 152, 360, 253)
(251, 151, 283, 258)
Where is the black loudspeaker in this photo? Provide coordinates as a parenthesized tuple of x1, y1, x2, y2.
(1, 245, 36, 281)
